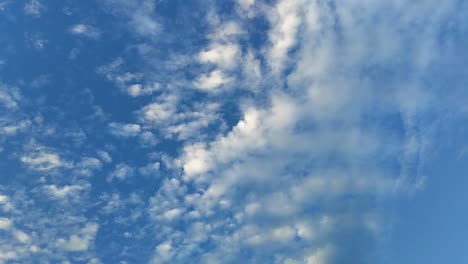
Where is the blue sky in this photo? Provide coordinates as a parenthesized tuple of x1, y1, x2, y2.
(0, 0, 467, 263)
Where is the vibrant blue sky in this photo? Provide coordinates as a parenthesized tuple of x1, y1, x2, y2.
(0, 0, 467, 263)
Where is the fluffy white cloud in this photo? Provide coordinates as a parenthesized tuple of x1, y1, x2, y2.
(127, 83, 160, 97)
(45, 184, 88, 199)
(76, 157, 103, 176)
(194, 70, 232, 91)
(138, 95, 177, 123)
(137, 97, 221, 140)
(0, 84, 21, 110)
(267, 0, 303, 72)
(108, 163, 134, 181)
(199, 43, 240, 69)
(56, 223, 98, 252)
(1, 0, 462, 263)
(138, 162, 160, 177)
(100, 0, 160, 38)
(97, 150, 112, 163)
(13, 230, 31, 244)
(69, 24, 100, 39)
(238, 0, 255, 10)
(142, 1, 461, 262)
(20, 148, 68, 171)
(0, 120, 31, 135)
(109, 122, 142, 137)
(24, 0, 44, 18)
(0, 217, 12, 230)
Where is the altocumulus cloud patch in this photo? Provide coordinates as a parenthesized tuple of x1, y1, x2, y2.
(0, 0, 467, 263)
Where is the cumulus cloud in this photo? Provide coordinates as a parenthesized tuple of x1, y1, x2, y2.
(0, 83, 21, 110)
(198, 43, 240, 69)
(24, 0, 44, 18)
(0, 217, 12, 230)
(98, 58, 161, 97)
(1, 0, 465, 263)
(266, 0, 303, 72)
(69, 24, 100, 39)
(45, 184, 89, 199)
(138, 96, 177, 124)
(20, 148, 69, 171)
(194, 70, 232, 91)
(107, 163, 135, 181)
(56, 223, 98, 251)
(109, 122, 141, 137)
(127, 83, 160, 97)
(137, 97, 221, 140)
(140, 0, 465, 262)
(97, 150, 112, 163)
(0, 120, 31, 135)
(138, 161, 160, 177)
(100, 0, 160, 38)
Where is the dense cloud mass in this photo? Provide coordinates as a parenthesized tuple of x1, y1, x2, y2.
(0, 0, 467, 263)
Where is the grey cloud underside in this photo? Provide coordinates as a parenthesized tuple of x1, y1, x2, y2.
(0, 0, 467, 263)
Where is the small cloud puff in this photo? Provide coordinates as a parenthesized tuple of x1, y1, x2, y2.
(194, 70, 232, 91)
(109, 122, 141, 137)
(24, 0, 44, 18)
(107, 163, 134, 181)
(69, 24, 100, 39)
(56, 223, 98, 252)
(20, 147, 70, 171)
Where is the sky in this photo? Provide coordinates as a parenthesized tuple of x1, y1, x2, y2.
(0, 0, 467, 263)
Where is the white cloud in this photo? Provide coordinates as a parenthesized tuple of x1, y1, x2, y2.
(13, 230, 31, 244)
(20, 148, 68, 171)
(69, 24, 100, 39)
(109, 122, 141, 137)
(0, 84, 20, 110)
(207, 21, 243, 42)
(98, 58, 142, 88)
(0, 218, 12, 230)
(131, 12, 159, 37)
(194, 70, 232, 91)
(305, 246, 334, 264)
(199, 43, 240, 69)
(137, 97, 221, 140)
(267, 0, 303, 72)
(138, 95, 177, 123)
(101, 0, 160, 38)
(154, 241, 174, 262)
(127, 83, 160, 97)
(24, 0, 44, 18)
(77, 157, 102, 176)
(108, 163, 134, 181)
(25, 32, 48, 50)
(44, 184, 88, 199)
(56, 223, 98, 252)
(1, 120, 31, 135)
(162, 208, 184, 221)
(164, 103, 221, 140)
(97, 150, 112, 163)
(180, 143, 212, 178)
(0, 0, 460, 262)
(238, 0, 255, 10)
(139, 131, 159, 146)
(139, 162, 160, 177)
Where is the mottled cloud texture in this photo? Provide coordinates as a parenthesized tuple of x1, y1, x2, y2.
(0, 0, 467, 263)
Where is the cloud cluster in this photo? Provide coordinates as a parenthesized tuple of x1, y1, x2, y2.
(1, 0, 466, 263)
(142, 0, 464, 263)
(23, 0, 43, 18)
